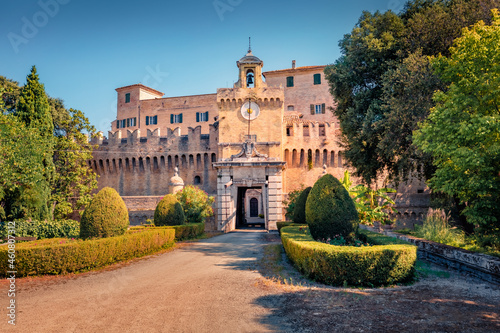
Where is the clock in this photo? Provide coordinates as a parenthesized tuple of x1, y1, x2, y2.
(240, 101, 260, 120)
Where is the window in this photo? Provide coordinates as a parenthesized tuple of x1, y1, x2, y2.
(117, 118, 136, 128)
(125, 93, 130, 103)
(303, 124, 309, 137)
(196, 111, 209, 122)
(170, 113, 183, 124)
(319, 124, 325, 136)
(116, 120, 120, 129)
(286, 126, 293, 136)
(286, 76, 294, 87)
(121, 119, 126, 128)
(194, 176, 201, 185)
(287, 105, 294, 111)
(313, 74, 321, 85)
(310, 103, 326, 115)
(146, 115, 157, 125)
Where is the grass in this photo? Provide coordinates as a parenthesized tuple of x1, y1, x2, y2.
(415, 260, 450, 279)
(401, 208, 500, 258)
(257, 244, 307, 289)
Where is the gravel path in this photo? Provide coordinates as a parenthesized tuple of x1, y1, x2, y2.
(0, 231, 289, 333)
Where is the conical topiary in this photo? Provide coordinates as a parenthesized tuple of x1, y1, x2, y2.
(80, 187, 129, 239)
(292, 187, 312, 224)
(154, 194, 185, 226)
(305, 174, 359, 241)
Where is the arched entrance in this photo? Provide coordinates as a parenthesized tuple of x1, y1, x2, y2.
(250, 198, 259, 217)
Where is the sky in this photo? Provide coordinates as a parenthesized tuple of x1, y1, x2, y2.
(1, 0, 406, 133)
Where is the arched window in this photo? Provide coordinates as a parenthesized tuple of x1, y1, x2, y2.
(246, 70, 255, 88)
(250, 198, 258, 217)
(194, 176, 201, 185)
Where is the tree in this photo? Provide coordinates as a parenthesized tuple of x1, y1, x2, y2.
(52, 108, 98, 219)
(414, 10, 500, 234)
(11, 66, 54, 220)
(176, 185, 214, 223)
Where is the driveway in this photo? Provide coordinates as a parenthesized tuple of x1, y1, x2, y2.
(1, 231, 289, 333)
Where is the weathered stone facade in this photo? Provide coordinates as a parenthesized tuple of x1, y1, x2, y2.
(90, 49, 428, 231)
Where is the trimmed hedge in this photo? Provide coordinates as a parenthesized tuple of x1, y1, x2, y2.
(128, 223, 205, 241)
(281, 225, 417, 287)
(306, 174, 359, 241)
(80, 187, 129, 239)
(0, 219, 79, 240)
(292, 187, 312, 224)
(154, 194, 185, 226)
(277, 222, 306, 233)
(0, 228, 175, 277)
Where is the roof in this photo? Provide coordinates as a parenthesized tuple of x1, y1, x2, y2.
(115, 84, 164, 96)
(263, 65, 326, 77)
(237, 51, 263, 67)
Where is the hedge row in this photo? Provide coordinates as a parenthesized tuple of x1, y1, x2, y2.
(0, 219, 80, 240)
(276, 222, 307, 233)
(0, 228, 175, 277)
(281, 226, 417, 287)
(128, 223, 205, 241)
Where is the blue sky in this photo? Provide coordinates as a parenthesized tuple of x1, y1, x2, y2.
(1, 0, 405, 133)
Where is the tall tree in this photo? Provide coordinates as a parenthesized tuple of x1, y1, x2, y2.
(12, 66, 54, 220)
(414, 11, 500, 234)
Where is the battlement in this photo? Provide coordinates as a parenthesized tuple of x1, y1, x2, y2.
(92, 124, 219, 151)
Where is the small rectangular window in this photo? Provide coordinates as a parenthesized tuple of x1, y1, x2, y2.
(125, 93, 130, 103)
(313, 74, 321, 85)
(319, 124, 325, 136)
(287, 105, 294, 111)
(146, 116, 158, 125)
(121, 119, 126, 128)
(286, 76, 294, 87)
(171, 114, 183, 124)
(196, 111, 209, 122)
(303, 125, 309, 137)
(116, 120, 120, 129)
(286, 126, 293, 136)
(313, 103, 326, 114)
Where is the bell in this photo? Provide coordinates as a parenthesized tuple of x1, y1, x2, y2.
(246, 75, 254, 86)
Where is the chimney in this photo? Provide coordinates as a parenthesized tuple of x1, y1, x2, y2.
(292, 60, 296, 69)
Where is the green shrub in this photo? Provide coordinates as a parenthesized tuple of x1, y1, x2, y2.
(306, 174, 359, 241)
(80, 187, 129, 239)
(0, 228, 175, 277)
(414, 208, 465, 247)
(292, 187, 312, 224)
(283, 186, 304, 220)
(277, 221, 307, 233)
(0, 219, 79, 240)
(128, 223, 205, 241)
(154, 194, 185, 226)
(281, 225, 416, 287)
(176, 185, 214, 223)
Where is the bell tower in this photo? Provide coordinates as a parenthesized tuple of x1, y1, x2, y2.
(234, 39, 266, 89)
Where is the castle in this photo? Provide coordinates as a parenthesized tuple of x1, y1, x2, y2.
(90, 48, 429, 231)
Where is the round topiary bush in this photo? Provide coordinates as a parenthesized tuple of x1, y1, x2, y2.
(80, 187, 129, 239)
(154, 194, 185, 226)
(305, 174, 359, 241)
(292, 187, 312, 224)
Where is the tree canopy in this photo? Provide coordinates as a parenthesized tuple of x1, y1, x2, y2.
(414, 11, 500, 233)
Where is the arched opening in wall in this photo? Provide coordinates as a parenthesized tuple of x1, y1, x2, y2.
(125, 158, 130, 170)
(323, 149, 328, 166)
(106, 159, 110, 173)
(139, 157, 144, 171)
(153, 157, 159, 171)
(300, 149, 305, 167)
(146, 157, 151, 171)
(181, 155, 187, 169)
(194, 175, 201, 185)
(118, 159, 122, 170)
(284, 149, 290, 167)
(330, 151, 335, 167)
(211, 153, 216, 168)
(168, 156, 172, 171)
(112, 159, 116, 172)
(315, 149, 320, 167)
(87, 161, 92, 168)
(246, 69, 255, 88)
(249, 197, 259, 217)
(99, 160, 104, 173)
(174, 155, 179, 169)
(132, 158, 136, 170)
(189, 154, 194, 169)
(93, 160, 97, 172)
(204, 153, 209, 170)
(307, 149, 313, 169)
(338, 152, 343, 168)
(160, 156, 165, 169)
(303, 124, 310, 137)
(196, 154, 202, 170)
(292, 149, 297, 167)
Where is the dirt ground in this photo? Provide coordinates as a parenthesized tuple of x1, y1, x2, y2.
(257, 232, 500, 333)
(0, 231, 498, 333)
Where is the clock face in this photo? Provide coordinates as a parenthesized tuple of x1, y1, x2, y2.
(240, 101, 260, 120)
